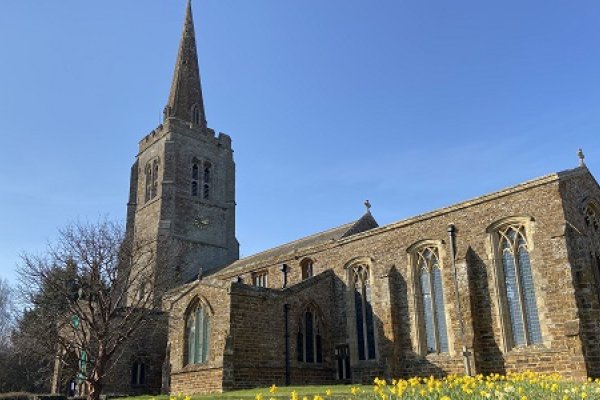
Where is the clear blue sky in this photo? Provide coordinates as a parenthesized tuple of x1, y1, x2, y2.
(1, 1, 600, 284)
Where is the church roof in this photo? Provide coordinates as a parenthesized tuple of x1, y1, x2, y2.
(210, 212, 378, 278)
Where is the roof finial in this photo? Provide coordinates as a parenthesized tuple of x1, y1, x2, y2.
(578, 148, 586, 167)
(364, 200, 371, 213)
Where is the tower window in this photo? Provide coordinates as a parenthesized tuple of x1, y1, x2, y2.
(203, 162, 212, 199)
(191, 161, 199, 196)
(144, 158, 159, 203)
(191, 104, 201, 126)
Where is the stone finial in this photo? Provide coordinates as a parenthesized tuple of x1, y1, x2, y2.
(578, 148, 586, 167)
(364, 200, 371, 212)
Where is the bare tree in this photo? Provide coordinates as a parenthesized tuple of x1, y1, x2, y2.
(0, 277, 14, 350)
(18, 220, 174, 400)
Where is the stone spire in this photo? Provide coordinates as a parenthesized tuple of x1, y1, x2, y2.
(164, 0, 207, 126)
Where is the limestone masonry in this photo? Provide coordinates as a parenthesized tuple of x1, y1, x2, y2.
(55, 1, 600, 395)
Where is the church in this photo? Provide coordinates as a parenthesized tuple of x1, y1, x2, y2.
(75, 1, 600, 395)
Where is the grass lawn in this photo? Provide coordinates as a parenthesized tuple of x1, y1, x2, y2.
(125, 385, 369, 400)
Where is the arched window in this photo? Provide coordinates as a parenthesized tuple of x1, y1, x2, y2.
(144, 158, 159, 203)
(496, 224, 542, 347)
(130, 359, 146, 386)
(415, 246, 448, 353)
(297, 306, 323, 363)
(349, 263, 376, 360)
(185, 301, 211, 365)
(301, 258, 314, 280)
(203, 161, 212, 200)
(191, 161, 199, 196)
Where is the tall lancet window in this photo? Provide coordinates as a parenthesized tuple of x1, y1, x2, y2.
(415, 246, 448, 353)
(496, 224, 542, 347)
(185, 300, 211, 365)
(203, 161, 212, 200)
(296, 306, 323, 363)
(144, 158, 159, 203)
(350, 263, 376, 360)
(191, 160, 199, 197)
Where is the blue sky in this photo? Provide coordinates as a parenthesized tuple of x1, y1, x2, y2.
(1, 1, 600, 284)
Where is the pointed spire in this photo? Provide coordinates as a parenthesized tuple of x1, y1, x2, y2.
(164, 0, 207, 126)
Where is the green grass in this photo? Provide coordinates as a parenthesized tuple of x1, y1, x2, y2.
(125, 385, 370, 400)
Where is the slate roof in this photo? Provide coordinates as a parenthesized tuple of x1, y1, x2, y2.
(210, 212, 378, 278)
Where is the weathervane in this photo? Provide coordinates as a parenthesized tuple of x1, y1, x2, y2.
(364, 200, 371, 212)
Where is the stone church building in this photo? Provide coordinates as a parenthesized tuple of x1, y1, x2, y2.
(61, 1, 600, 395)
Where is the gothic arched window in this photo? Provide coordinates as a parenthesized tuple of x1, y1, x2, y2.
(185, 301, 211, 365)
(191, 160, 199, 197)
(297, 306, 323, 363)
(349, 263, 376, 360)
(144, 158, 159, 203)
(496, 223, 542, 347)
(415, 246, 448, 353)
(301, 258, 314, 280)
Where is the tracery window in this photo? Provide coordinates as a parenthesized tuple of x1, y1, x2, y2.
(297, 306, 323, 363)
(349, 263, 376, 360)
(252, 270, 268, 288)
(144, 158, 159, 202)
(130, 360, 146, 386)
(495, 223, 542, 348)
(414, 246, 448, 353)
(185, 301, 211, 365)
(301, 258, 314, 280)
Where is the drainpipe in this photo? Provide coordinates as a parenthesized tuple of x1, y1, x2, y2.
(284, 303, 291, 385)
(447, 224, 472, 376)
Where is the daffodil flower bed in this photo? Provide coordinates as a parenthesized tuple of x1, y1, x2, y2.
(135, 372, 600, 400)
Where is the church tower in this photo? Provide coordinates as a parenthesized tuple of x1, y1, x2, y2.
(125, 0, 239, 302)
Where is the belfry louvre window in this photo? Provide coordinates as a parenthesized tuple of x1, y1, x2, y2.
(191, 158, 212, 200)
(496, 224, 542, 347)
(252, 271, 268, 287)
(297, 307, 323, 363)
(191, 161, 199, 196)
(350, 264, 376, 360)
(185, 302, 211, 365)
(415, 246, 448, 353)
